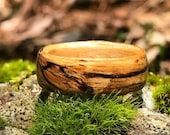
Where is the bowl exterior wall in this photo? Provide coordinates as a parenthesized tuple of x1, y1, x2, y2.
(37, 47, 148, 95)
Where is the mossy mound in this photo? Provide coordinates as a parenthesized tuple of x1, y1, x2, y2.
(28, 94, 137, 135)
(153, 84, 170, 114)
(148, 72, 170, 114)
(0, 59, 35, 83)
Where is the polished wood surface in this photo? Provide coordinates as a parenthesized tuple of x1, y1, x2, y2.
(37, 41, 148, 95)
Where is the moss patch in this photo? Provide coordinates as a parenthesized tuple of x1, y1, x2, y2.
(153, 84, 170, 114)
(148, 72, 170, 114)
(28, 94, 137, 135)
(0, 59, 35, 83)
(0, 117, 7, 130)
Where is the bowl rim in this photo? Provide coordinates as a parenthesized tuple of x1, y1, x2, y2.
(39, 40, 146, 61)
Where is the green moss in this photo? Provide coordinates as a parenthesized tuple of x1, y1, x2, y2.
(28, 94, 137, 135)
(147, 72, 164, 85)
(153, 84, 170, 114)
(0, 59, 35, 83)
(0, 117, 7, 130)
(148, 72, 170, 114)
(115, 28, 128, 42)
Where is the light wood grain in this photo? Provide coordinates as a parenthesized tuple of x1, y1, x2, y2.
(37, 41, 148, 95)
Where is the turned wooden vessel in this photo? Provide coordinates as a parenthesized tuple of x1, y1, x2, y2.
(37, 41, 148, 96)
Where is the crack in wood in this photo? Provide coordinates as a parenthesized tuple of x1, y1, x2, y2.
(41, 62, 54, 70)
(84, 66, 147, 78)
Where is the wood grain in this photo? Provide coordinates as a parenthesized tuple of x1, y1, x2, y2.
(37, 41, 148, 95)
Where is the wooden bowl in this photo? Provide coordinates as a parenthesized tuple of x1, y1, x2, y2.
(37, 41, 148, 95)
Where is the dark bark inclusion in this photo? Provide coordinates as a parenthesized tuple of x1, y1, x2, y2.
(84, 66, 147, 78)
(40, 61, 94, 94)
(38, 60, 146, 95)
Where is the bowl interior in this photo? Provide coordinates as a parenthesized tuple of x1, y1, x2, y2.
(43, 41, 139, 58)
(49, 48, 135, 58)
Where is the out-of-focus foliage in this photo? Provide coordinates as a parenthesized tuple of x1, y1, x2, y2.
(0, 59, 35, 83)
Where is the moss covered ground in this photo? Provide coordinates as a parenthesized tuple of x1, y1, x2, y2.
(28, 94, 137, 135)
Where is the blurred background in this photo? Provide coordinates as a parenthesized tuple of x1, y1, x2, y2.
(0, 0, 169, 74)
